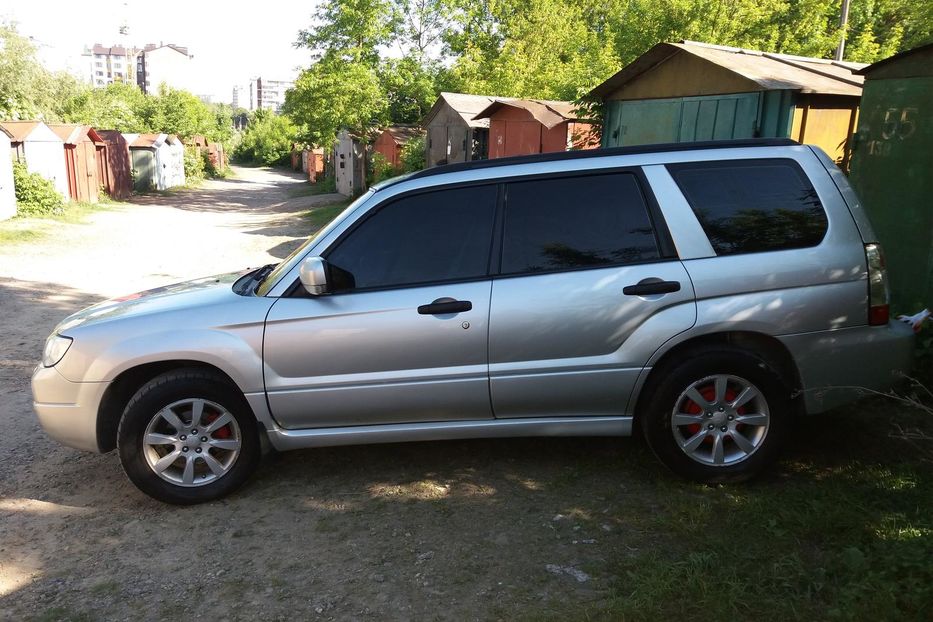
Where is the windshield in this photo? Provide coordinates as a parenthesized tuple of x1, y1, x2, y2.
(255, 190, 374, 296)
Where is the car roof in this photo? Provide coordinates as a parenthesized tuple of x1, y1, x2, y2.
(406, 138, 798, 183)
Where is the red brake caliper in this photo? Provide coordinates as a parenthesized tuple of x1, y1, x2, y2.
(681, 383, 745, 443)
(202, 412, 232, 439)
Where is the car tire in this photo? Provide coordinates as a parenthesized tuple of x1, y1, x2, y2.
(117, 368, 261, 505)
(640, 347, 794, 484)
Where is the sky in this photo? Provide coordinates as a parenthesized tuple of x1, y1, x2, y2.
(1, 0, 315, 103)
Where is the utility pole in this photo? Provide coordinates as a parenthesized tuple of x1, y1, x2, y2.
(835, 0, 851, 61)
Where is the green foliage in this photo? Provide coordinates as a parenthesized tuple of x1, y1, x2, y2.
(233, 110, 297, 165)
(61, 82, 148, 132)
(0, 25, 85, 121)
(0, 25, 234, 145)
(399, 134, 426, 172)
(368, 152, 396, 185)
(12, 160, 65, 217)
(183, 146, 205, 183)
(284, 56, 384, 148)
(297, 0, 395, 65)
(285, 0, 929, 152)
(377, 56, 438, 123)
(202, 150, 226, 178)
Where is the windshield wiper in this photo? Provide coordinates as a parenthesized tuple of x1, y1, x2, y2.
(252, 263, 278, 292)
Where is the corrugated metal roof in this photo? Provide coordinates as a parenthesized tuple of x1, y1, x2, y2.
(473, 99, 586, 129)
(423, 92, 517, 128)
(590, 40, 866, 98)
(128, 133, 167, 148)
(383, 125, 425, 144)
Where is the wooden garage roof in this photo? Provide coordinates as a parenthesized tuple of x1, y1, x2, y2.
(0, 121, 60, 143)
(46, 124, 104, 145)
(473, 99, 587, 129)
(382, 125, 425, 144)
(422, 92, 516, 129)
(590, 41, 866, 99)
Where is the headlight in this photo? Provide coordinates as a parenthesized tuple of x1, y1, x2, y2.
(42, 335, 73, 368)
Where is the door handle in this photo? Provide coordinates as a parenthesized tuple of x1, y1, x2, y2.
(623, 279, 681, 296)
(418, 298, 473, 315)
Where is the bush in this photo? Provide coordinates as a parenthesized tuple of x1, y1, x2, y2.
(368, 152, 396, 185)
(12, 160, 65, 217)
(400, 135, 425, 173)
(184, 146, 205, 183)
(233, 110, 296, 166)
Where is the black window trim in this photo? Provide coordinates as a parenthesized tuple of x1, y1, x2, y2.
(665, 157, 828, 256)
(285, 166, 678, 296)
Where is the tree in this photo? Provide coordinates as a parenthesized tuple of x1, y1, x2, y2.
(284, 56, 385, 148)
(297, 0, 395, 64)
(390, 0, 451, 57)
(377, 56, 438, 123)
(0, 24, 84, 121)
(233, 109, 298, 165)
(61, 82, 147, 132)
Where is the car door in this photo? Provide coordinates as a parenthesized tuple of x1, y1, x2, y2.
(488, 170, 696, 419)
(263, 183, 499, 429)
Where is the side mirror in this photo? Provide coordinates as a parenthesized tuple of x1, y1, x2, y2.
(299, 256, 328, 295)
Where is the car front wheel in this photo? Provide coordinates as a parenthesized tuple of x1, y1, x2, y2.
(117, 368, 261, 504)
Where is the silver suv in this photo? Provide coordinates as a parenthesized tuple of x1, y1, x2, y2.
(32, 139, 914, 504)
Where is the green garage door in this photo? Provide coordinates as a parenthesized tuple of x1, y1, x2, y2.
(604, 93, 762, 147)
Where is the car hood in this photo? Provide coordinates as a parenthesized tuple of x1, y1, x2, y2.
(56, 270, 252, 334)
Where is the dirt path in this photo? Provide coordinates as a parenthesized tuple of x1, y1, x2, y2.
(0, 167, 642, 621)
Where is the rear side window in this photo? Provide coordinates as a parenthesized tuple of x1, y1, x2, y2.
(667, 159, 827, 255)
(501, 173, 660, 274)
(326, 185, 497, 290)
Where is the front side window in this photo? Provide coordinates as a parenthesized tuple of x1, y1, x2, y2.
(668, 159, 828, 255)
(501, 172, 660, 274)
(326, 185, 497, 290)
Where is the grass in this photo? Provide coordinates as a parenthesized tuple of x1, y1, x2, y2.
(533, 397, 933, 622)
(303, 201, 352, 229)
(0, 198, 125, 245)
(288, 182, 339, 199)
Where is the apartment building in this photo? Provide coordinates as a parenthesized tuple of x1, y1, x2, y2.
(248, 77, 294, 113)
(136, 43, 196, 94)
(84, 44, 139, 87)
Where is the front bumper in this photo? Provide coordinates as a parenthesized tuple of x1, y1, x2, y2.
(31, 364, 109, 453)
(779, 321, 915, 414)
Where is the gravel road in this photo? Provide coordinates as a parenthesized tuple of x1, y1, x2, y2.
(0, 167, 651, 621)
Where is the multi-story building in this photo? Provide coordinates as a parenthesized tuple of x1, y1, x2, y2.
(136, 43, 196, 94)
(83, 44, 139, 87)
(232, 85, 247, 110)
(248, 77, 294, 113)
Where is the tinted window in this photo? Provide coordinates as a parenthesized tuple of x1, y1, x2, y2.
(326, 185, 496, 289)
(501, 173, 659, 274)
(668, 159, 827, 255)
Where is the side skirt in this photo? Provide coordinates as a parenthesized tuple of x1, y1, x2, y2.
(262, 416, 633, 452)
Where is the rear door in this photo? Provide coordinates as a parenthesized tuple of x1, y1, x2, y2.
(488, 170, 696, 419)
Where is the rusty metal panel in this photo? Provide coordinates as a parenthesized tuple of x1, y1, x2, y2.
(540, 123, 567, 153)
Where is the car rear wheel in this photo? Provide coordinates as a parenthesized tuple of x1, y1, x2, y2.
(641, 348, 793, 483)
(117, 368, 261, 504)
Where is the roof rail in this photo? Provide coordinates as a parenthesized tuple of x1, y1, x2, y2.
(407, 138, 799, 181)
